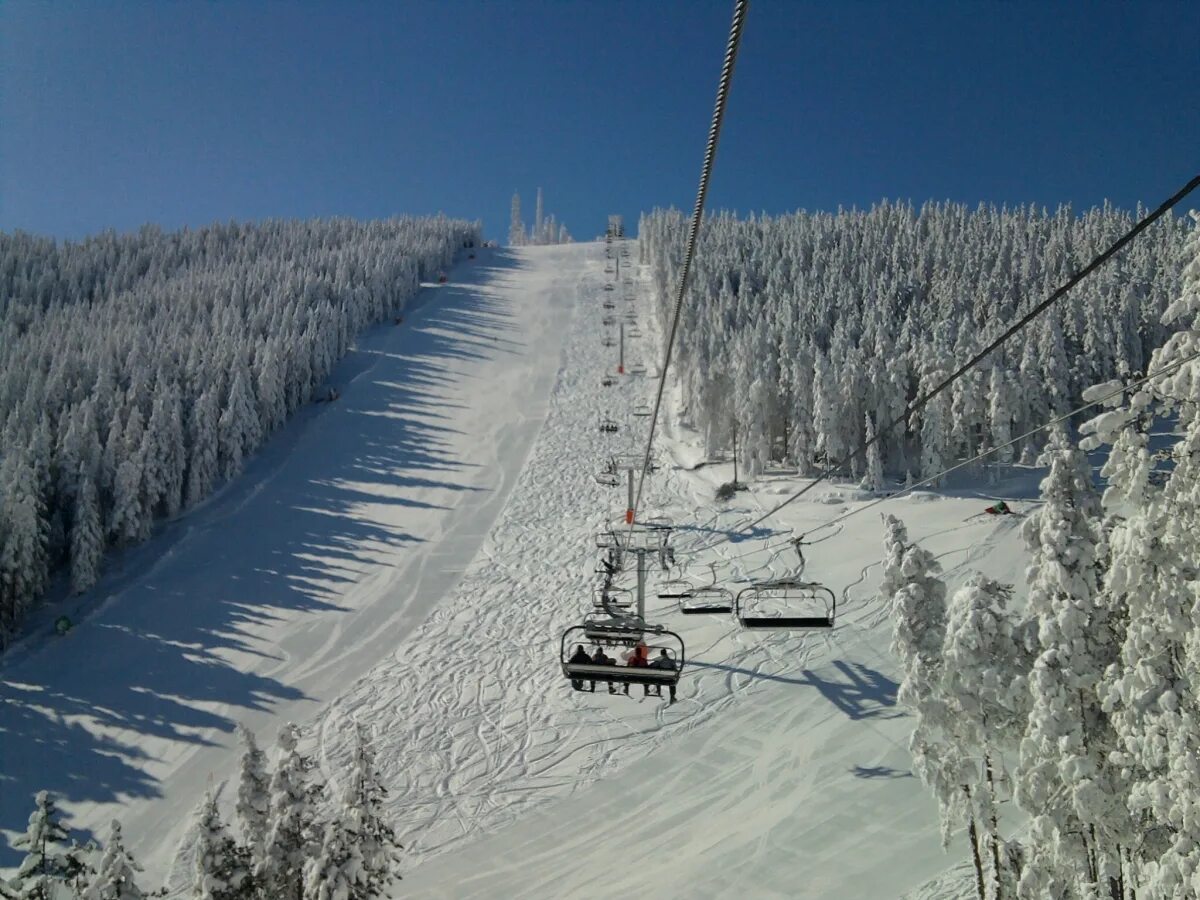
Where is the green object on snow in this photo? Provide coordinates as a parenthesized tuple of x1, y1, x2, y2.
(54, 615, 72, 635)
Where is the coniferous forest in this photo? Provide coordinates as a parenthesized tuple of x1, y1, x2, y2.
(0, 216, 479, 645)
(640, 202, 1187, 484)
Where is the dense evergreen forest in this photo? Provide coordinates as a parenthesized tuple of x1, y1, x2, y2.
(0, 216, 480, 645)
(640, 202, 1188, 484)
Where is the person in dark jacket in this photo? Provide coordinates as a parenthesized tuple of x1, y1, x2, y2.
(592, 647, 617, 693)
(568, 644, 591, 690)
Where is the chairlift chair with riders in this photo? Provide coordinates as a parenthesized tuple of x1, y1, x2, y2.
(562, 624, 684, 693)
(602, 314, 617, 326)
(604, 283, 614, 292)
(603, 298, 616, 309)
(598, 416, 620, 434)
(601, 374, 616, 387)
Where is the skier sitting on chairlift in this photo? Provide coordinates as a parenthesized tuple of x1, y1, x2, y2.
(592, 646, 617, 693)
(569, 644, 592, 690)
(620, 642, 650, 696)
(648, 648, 678, 703)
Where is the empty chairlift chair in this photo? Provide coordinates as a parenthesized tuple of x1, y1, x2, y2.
(629, 363, 647, 376)
(633, 403, 652, 417)
(734, 579, 836, 629)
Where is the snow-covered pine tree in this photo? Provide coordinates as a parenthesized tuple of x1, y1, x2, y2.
(81, 820, 150, 900)
(7, 791, 91, 898)
(880, 522, 981, 896)
(1015, 429, 1131, 899)
(259, 724, 321, 900)
(941, 575, 1032, 899)
(345, 725, 403, 894)
(70, 471, 104, 594)
(192, 793, 253, 900)
(862, 414, 885, 492)
(1096, 211, 1200, 898)
(235, 726, 270, 866)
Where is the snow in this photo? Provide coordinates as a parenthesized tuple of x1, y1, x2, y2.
(3, 241, 1042, 898)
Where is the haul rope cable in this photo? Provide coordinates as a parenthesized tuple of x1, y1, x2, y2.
(627, 0, 749, 537)
(685, 172, 1200, 556)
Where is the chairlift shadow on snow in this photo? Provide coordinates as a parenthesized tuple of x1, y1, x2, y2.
(0, 249, 533, 865)
(688, 658, 902, 723)
(850, 765, 913, 780)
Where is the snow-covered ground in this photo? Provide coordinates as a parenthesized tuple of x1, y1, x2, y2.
(3, 240, 1041, 898)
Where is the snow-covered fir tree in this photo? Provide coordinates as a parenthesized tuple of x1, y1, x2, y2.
(81, 820, 150, 900)
(235, 725, 271, 867)
(4, 791, 91, 899)
(258, 724, 321, 900)
(192, 793, 253, 900)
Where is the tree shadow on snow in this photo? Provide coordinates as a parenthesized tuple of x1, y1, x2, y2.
(0, 249, 532, 864)
(851, 765, 913, 779)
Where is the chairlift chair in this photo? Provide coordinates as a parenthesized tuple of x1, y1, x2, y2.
(734, 579, 836, 629)
(604, 284, 614, 292)
(592, 586, 633, 610)
(603, 298, 616, 310)
(561, 624, 684, 692)
(602, 335, 616, 347)
(595, 471, 620, 487)
(681, 586, 735, 615)
(629, 363, 647, 376)
(656, 578, 695, 601)
(601, 375, 616, 387)
(602, 315, 616, 326)
(633, 403, 652, 417)
(599, 416, 620, 434)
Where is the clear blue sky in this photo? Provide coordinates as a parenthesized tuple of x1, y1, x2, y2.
(2, 1, 1197, 241)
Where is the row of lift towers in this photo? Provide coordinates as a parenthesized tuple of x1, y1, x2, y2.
(560, 222, 838, 699)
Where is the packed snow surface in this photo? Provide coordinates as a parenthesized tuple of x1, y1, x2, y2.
(2, 241, 1035, 898)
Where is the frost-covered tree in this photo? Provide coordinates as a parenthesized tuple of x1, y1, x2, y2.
(259, 724, 321, 900)
(70, 471, 104, 594)
(81, 820, 148, 900)
(235, 726, 270, 866)
(1015, 431, 1131, 899)
(942, 576, 1031, 899)
(6, 791, 90, 898)
(191, 793, 253, 900)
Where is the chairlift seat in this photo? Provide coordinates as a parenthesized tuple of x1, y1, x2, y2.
(680, 587, 735, 615)
(734, 580, 836, 629)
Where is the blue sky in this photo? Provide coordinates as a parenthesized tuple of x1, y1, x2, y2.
(2, 1, 1197, 241)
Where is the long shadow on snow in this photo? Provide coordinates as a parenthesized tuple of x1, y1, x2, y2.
(0, 250, 530, 861)
(690, 658, 902, 722)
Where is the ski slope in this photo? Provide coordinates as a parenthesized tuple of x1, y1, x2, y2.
(2, 240, 1036, 898)
(0, 245, 576, 882)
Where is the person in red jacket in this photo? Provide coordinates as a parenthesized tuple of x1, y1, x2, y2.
(621, 643, 650, 696)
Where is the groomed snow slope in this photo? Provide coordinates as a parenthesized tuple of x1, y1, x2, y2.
(307, 242, 1032, 899)
(3, 241, 1034, 899)
(1, 245, 576, 883)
